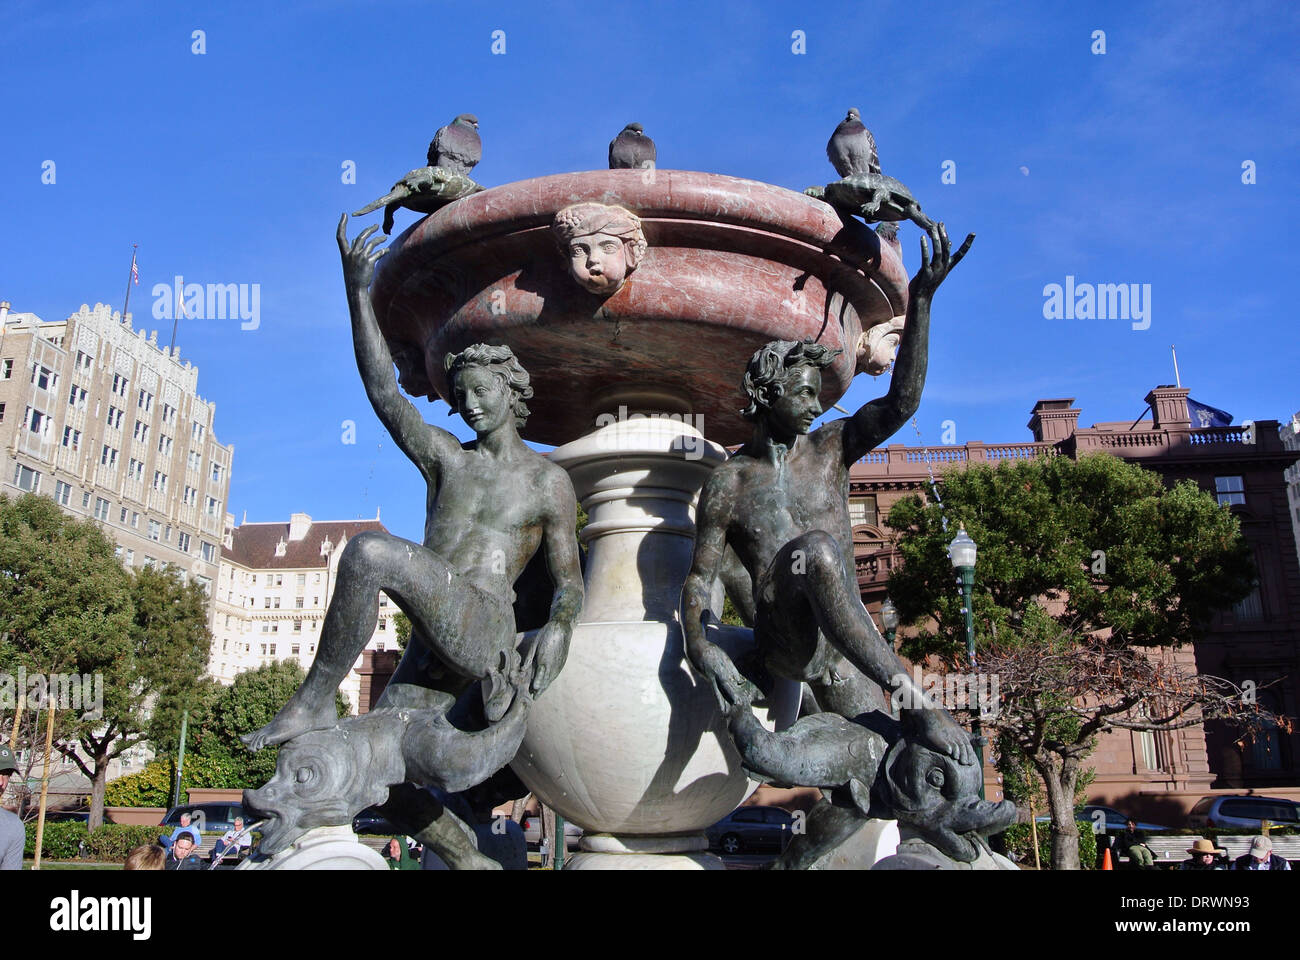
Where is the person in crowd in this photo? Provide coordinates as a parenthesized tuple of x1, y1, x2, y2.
(1233, 835, 1291, 871)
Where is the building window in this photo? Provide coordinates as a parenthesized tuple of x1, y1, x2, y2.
(378, 619, 387, 631)
(82, 491, 91, 508)
(125, 549, 134, 566)
(137, 389, 153, 412)
(201, 541, 217, 563)
(75, 350, 94, 371)
(62, 427, 81, 450)
(31, 364, 55, 390)
(1, 358, 12, 379)
(68, 385, 87, 409)
(148, 519, 162, 542)
(192, 421, 206, 443)
(94, 497, 111, 521)
(133, 420, 149, 442)
(158, 434, 174, 456)
(183, 485, 197, 506)
(295, 597, 304, 609)
(0, 402, 4, 423)
(127, 458, 144, 482)
(152, 471, 168, 492)
(379, 596, 388, 607)
(164, 524, 173, 543)
(273, 598, 281, 609)
(187, 450, 201, 472)
(111, 373, 129, 398)
(206, 496, 220, 518)
(212, 463, 223, 484)
(54, 480, 72, 505)
(293, 620, 302, 633)
(26, 407, 48, 436)
(120, 507, 128, 523)
(131, 511, 139, 528)
(291, 643, 300, 655)
(13, 464, 41, 493)
(1215, 476, 1245, 506)
(264, 597, 272, 609)
(101, 445, 118, 468)
(1233, 585, 1264, 622)
(296, 573, 306, 586)
(106, 405, 124, 430)
(177, 532, 191, 552)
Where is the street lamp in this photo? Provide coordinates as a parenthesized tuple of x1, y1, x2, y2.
(948, 526, 984, 800)
(880, 597, 899, 645)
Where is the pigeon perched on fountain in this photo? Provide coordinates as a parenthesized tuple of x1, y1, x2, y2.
(826, 107, 880, 177)
(808, 108, 933, 229)
(354, 114, 485, 235)
(609, 122, 656, 170)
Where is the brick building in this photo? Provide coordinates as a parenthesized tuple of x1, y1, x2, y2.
(849, 384, 1300, 820)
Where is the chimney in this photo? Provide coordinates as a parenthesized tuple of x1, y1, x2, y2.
(1027, 399, 1081, 442)
(0, 301, 10, 323)
(1145, 385, 1190, 429)
(289, 512, 312, 541)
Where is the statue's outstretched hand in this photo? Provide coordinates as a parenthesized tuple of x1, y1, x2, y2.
(521, 621, 572, 699)
(908, 222, 974, 301)
(337, 213, 389, 296)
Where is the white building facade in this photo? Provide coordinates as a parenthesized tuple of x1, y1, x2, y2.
(210, 511, 398, 712)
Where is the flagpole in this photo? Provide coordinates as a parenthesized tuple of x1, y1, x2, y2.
(1171, 345, 1181, 388)
(122, 244, 138, 325)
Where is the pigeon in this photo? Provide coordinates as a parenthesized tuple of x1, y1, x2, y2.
(609, 122, 656, 170)
(826, 108, 880, 178)
(426, 114, 482, 176)
(354, 114, 484, 234)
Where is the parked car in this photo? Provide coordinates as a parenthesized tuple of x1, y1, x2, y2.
(1187, 795, 1300, 831)
(161, 802, 246, 835)
(352, 806, 399, 836)
(521, 814, 583, 851)
(706, 805, 795, 855)
(43, 809, 91, 823)
(1035, 805, 1169, 835)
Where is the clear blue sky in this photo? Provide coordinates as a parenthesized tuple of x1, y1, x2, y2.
(4, 1, 1297, 543)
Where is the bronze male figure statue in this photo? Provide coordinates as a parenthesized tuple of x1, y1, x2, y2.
(245, 216, 583, 754)
(681, 222, 976, 863)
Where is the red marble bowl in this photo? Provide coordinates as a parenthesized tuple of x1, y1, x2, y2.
(370, 169, 909, 446)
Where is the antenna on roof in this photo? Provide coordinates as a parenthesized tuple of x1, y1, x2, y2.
(242, 509, 247, 525)
(376, 506, 381, 520)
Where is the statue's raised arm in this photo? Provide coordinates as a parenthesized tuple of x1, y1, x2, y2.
(842, 221, 974, 464)
(337, 214, 463, 482)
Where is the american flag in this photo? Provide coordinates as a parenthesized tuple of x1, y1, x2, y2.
(130, 253, 139, 285)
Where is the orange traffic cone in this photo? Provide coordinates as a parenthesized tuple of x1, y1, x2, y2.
(1101, 847, 1114, 870)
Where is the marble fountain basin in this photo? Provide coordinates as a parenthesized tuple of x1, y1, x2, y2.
(369, 169, 909, 446)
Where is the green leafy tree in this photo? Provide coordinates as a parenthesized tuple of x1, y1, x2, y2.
(170, 660, 350, 789)
(884, 453, 1263, 869)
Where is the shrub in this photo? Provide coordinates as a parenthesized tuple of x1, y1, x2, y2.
(24, 821, 201, 862)
(1001, 821, 1097, 869)
(105, 754, 247, 807)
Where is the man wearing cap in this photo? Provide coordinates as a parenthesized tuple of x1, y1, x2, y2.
(165, 826, 204, 870)
(1180, 837, 1228, 870)
(0, 745, 24, 870)
(1234, 835, 1292, 871)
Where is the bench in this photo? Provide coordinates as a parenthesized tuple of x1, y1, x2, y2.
(1113, 834, 1300, 868)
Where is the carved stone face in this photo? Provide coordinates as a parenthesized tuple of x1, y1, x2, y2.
(453, 365, 513, 435)
(552, 202, 647, 295)
(566, 232, 632, 294)
(766, 366, 823, 436)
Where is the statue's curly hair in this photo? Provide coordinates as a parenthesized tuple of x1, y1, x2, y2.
(740, 339, 842, 421)
(444, 343, 533, 429)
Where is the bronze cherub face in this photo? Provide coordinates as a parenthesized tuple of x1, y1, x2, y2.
(552, 202, 647, 295)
